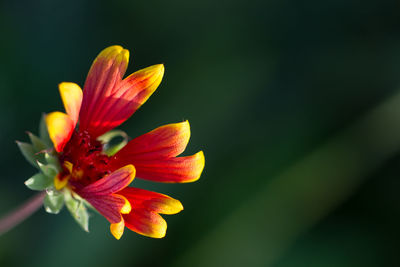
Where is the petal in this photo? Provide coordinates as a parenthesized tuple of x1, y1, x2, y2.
(112, 121, 190, 162)
(79, 165, 135, 196)
(123, 208, 167, 238)
(81, 64, 164, 138)
(79, 45, 129, 136)
(45, 111, 74, 152)
(120, 187, 183, 215)
(113, 151, 205, 183)
(58, 82, 83, 125)
(83, 193, 128, 224)
(110, 219, 125, 240)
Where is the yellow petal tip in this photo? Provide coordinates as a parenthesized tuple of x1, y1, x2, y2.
(167, 199, 184, 214)
(57, 82, 82, 125)
(122, 164, 136, 184)
(184, 151, 205, 183)
(45, 111, 74, 152)
(120, 196, 132, 214)
(110, 220, 125, 240)
(152, 219, 167, 238)
(98, 45, 129, 64)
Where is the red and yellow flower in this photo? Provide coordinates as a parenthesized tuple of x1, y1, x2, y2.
(41, 45, 204, 239)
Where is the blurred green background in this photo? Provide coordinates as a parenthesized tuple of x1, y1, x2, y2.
(1, 0, 400, 266)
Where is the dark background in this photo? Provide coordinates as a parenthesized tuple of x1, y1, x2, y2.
(1, 0, 400, 266)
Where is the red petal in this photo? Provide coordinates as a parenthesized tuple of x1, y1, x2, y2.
(79, 45, 164, 138)
(79, 46, 129, 137)
(79, 165, 135, 196)
(83, 194, 127, 224)
(85, 64, 164, 137)
(120, 187, 183, 215)
(112, 121, 190, 162)
(115, 151, 204, 183)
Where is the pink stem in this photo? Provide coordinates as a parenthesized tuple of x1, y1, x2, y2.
(0, 192, 46, 236)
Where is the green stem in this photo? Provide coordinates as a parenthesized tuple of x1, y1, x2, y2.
(0, 192, 45, 236)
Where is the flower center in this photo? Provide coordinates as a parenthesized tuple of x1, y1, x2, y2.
(59, 130, 111, 188)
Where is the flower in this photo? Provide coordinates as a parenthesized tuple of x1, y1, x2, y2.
(20, 45, 204, 240)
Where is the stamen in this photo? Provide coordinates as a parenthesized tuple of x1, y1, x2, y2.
(59, 130, 111, 187)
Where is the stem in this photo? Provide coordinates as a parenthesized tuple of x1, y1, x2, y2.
(0, 192, 46, 236)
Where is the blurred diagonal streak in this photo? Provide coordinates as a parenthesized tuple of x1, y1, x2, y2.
(173, 91, 400, 267)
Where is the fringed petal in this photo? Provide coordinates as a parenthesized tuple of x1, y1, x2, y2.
(120, 187, 183, 215)
(45, 111, 74, 152)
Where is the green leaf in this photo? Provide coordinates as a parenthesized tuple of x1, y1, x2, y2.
(43, 192, 64, 214)
(39, 113, 53, 148)
(38, 162, 58, 178)
(24, 173, 53, 191)
(64, 191, 90, 232)
(28, 132, 47, 151)
(16, 142, 40, 169)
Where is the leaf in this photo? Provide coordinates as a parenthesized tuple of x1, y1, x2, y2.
(39, 113, 53, 148)
(16, 142, 40, 169)
(24, 173, 53, 191)
(43, 192, 64, 214)
(64, 191, 90, 232)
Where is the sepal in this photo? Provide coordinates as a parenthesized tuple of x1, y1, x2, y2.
(64, 191, 90, 232)
(24, 173, 53, 191)
(37, 161, 58, 179)
(43, 189, 64, 214)
(16, 142, 41, 169)
(18, 116, 59, 170)
(44, 152, 61, 171)
(28, 132, 47, 151)
(39, 114, 53, 148)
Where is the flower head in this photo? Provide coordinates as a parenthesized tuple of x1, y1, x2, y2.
(18, 46, 205, 239)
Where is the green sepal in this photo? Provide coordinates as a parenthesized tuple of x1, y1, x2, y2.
(64, 191, 90, 232)
(28, 132, 47, 151)
(44, 152, 61, 171)
(43, 190, 64, 214)
(37, 161, 58, 178)
(97, 130, 128, 156)
(24, 173, 53, 191)
(16, 142, 40, 169)
(39, 113, 53, 148)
